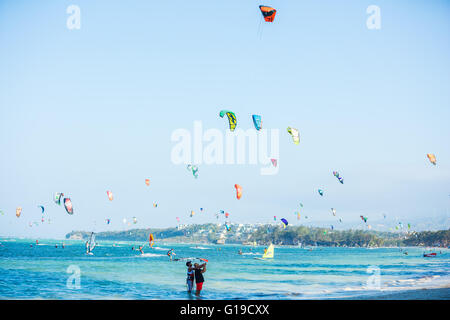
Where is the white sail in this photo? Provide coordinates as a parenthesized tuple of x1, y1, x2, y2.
(88, 232, 96, 252)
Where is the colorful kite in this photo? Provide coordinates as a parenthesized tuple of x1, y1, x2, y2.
(235, 184, 243, 200)
(427, 154, 437, 165)
(219, 110, 237, 132)
(54, 193, 64, 205)
(259, 5, 277, 22)
(287, 127, 300, 145)
(64, 198, 73, 215)
(252, 115, 262, 131)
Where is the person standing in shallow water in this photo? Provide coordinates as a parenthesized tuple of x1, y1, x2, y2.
(194, 262, 207, 296)
(186, 261, 194, 294)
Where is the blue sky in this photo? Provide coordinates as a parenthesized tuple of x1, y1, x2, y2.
(1, 0, 449, 238)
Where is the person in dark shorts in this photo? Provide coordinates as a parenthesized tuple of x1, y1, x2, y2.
(194, 262, 207, 296)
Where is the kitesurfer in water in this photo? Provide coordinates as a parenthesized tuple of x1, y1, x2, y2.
(167, 248, 175, 261)
(85, 241, 90, 254)
(194, 262, 207, 296)
(138, 246, 144, 255)
(186, 261, 195, 294)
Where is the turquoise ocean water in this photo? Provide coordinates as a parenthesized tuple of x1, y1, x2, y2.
(0, 238, 448, 300)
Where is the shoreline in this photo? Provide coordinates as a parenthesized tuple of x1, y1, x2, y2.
(345, 285, 450, 300)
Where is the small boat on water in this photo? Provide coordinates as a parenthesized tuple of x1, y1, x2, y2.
(423, 252, 437, 257)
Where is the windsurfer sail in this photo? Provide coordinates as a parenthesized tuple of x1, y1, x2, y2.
(262, 244, 274, 259)
(87, 232, 96, 254)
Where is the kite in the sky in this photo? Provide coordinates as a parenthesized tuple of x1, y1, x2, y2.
(287, 127, 300, 145)
(333, 171, 344, 184)
(281, 218, 288, 228)
(318, 189, 324, 196)
(187, 164, 199, 179)
(360, 215, 368, 223)
(235, 184, 243, 200)
(219, 110, 237, 132)
(54, 193, 64, 205)
(38, 206, 44, 214)
(252, 115, 262, 131)
(331, 208, 336, 216)
(271, 159, 277, 167)
(259, 5, 277, 22)
(145, 179, 150, 186)
(64, 198, 73, 215)
(106, 191, 113, 201)
(16, 207, 22, 218)
(427, 154, 437, 165)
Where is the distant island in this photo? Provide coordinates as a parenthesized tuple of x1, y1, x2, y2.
(66, 223, 450, 248)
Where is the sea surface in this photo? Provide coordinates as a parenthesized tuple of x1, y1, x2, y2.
(0, 238, 449, 300)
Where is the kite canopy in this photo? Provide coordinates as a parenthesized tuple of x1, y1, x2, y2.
(219, 110, 237, 132)
(259, 5, 277, 22)
(64, 198, 73, 215)
(271, 159, 277, 167)
(252, 115, 262, 131)
(187, 164, 199, 179)
(318, 189, 324, 196)
(106, 191, 113, 201)
(235, 184, 243, 200)
(38, 206, 44, 214)
(287, 127, 300, 145)
(360, 215, 368, 223)
(331, 208, 336, 216)
(145, 179, 150, 186)
(427, 153, 437, 165)
(54, 193, 64, 205)
(16, 207, 22, 218)
(333, 171, 344, 184)
(281, 218, 288, 228)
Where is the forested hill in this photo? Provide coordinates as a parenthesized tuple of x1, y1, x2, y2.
(66, 224, 450, 247)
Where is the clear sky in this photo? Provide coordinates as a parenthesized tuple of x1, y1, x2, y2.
(1, 0, 449, 239)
